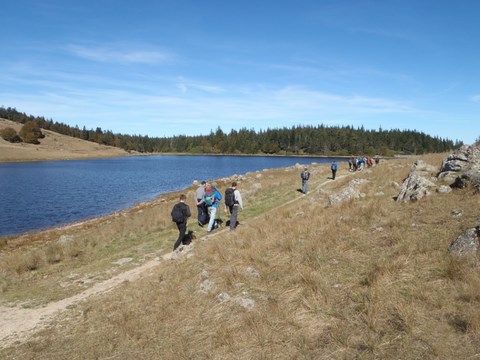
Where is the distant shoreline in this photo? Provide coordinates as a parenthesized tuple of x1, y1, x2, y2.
(0, 148, 354, 164)
(1, 118, 376, 164)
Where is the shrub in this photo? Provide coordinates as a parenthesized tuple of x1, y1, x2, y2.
(19, 120, 44, 144)
(45, 243, 64, 264)
(0, 127, 22, 143)
(13, 249, 45, 273)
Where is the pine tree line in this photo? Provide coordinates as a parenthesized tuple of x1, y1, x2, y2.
(0, 106, 461, 156)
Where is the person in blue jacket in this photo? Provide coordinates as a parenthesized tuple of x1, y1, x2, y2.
(203, 182, 222, 232)
(331, 161, 338, 180)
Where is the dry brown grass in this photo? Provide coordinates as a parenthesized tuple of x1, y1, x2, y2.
(0, 118, 128, 162)
(2, 154, 480, 359)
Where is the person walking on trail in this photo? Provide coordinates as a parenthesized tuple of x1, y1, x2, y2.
(301, 167, 311, 194)
(171, 194, 191, 251)
(203, 182, 222, 232)
(331, 161, 338, 180)
(224, 181, 243, 231)
(194, 180, 208, 226)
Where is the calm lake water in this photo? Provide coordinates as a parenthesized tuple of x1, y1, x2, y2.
(0, 155, 344, 237)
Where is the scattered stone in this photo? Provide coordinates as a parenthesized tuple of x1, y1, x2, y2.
(328, 179, 368, 206)
(258, 294, 270, 301)
(449, 226, 480, 257)
(217, 292, 231, 302)
(200, 270, 210, 280)
(451, 209, 463, 218)
(245, 266, 260, 278)
(437, 185, 452, 193)
(233, 294, 256, 310)
(215, 291, 256, 309)
(199, 279, 215, 293)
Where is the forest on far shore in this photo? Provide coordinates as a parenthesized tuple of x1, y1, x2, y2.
(0, 106, 461, 156)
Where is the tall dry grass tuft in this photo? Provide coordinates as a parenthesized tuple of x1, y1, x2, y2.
(11, 248, 45, 273)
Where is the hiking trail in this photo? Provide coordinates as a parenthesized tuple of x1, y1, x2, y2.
(0, 173, 348, 349)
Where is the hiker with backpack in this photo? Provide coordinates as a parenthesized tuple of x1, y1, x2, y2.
(171, 194, 191, 251)
(202, 182, 222, 232)
(300, 167, 310, 194)
(331, 161, 338, 180)
(224, 181, 243, 231)
(194, 180, 208, 226)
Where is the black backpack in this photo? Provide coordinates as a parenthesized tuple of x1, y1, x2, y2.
(171, 204, 185, 223)
(224, 188, 235, 206)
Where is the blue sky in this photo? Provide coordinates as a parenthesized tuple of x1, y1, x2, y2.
(1, 0, 479, 144)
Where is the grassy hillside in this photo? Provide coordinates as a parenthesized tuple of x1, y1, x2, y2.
(0, 118, 128, 162)
(1, 152, 480, 359)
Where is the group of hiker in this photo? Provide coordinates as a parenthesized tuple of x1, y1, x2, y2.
(170, 180, 244, 250)
(348, 156, 380, 171)
(171, 156, 377, 251)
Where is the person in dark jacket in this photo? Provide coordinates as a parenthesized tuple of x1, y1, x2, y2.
(224, 181, 244, 230)
(171, 194, 191, 250)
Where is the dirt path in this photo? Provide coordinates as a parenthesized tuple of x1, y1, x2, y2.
(0, 259, 162, 348)
(0, 175, 343, 350)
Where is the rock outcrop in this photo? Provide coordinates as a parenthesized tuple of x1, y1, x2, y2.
(328, 178, 368, 206)
(439, 144, 480, 174)
(396, 160, 437, 202)
(397, 143, 480, 202)
(439, 144, 480, 192)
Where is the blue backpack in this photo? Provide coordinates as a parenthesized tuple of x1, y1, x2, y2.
(203, 192, 215, 207)
(331, 163, 338, 171)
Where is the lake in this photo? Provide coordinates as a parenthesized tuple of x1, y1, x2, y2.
(0, 155, 344, 237)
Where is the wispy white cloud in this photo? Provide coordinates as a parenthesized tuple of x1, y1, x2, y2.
(175, 77, 225, 94)
(67, 44, 171, 64)
(0, 81, 418, 135)
(471, 95, 480, 103)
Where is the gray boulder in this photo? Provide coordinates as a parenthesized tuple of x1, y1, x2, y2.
(396, 160, 436, 202)
(451, 169, 480, 193)
(440, 145, 480, 174)
(449, 226, 480, 257)
(328, 179, 368, 206)
(439, 144, 480, 192)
